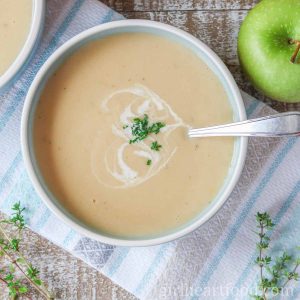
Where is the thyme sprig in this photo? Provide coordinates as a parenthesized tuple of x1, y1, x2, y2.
(150, 141, 162, 151)
(0, 202, 54, 299)
(252, 212, 300, 300)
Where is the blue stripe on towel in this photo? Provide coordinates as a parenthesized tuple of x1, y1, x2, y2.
(0, 0, 85, 134)
(134, 244, 171, 296)
(35, 208, 51, 231)
(106, 248, 130, 277)
(102, 8, 114, 24)
(1, 171, 42, 218)
(225, 179, 300, 300)
(245, 99, 259, 124)
(0, 151, 22, 196)
(62, 229, 77, 247)
(190, 137, 297, 299)
(246, 100, 260, 117)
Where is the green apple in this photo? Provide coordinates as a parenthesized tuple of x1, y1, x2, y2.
(238, 0, 300, 103)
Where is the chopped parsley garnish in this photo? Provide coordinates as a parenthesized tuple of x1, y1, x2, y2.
(123, 114, 166, 166)
(151, 141, 162, 151)
(148, 122, 165, 135)
(128, 114, 165, 144)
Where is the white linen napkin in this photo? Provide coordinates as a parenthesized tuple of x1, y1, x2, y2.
(1, 1, 300, 299)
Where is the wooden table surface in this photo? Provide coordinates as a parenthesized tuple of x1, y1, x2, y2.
(1, 0, 299, 299)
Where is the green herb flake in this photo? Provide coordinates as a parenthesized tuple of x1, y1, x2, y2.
(146, 159, 152, 166)
(148, 122, 165, 134)
(151, 141, 162, 151)
(127, 114, 165, 145)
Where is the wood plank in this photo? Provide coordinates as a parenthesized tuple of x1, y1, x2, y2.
(101, 0, 259, 12)
(122, 10, 245, 66)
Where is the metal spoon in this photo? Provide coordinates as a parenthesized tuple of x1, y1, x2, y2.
(188, 112, 300, 138)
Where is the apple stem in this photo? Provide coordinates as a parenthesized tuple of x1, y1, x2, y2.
(290, 40, 300, 64)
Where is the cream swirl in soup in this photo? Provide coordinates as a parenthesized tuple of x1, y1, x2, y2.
(34, 33, 234, 238)
(92, 84, 191, 189)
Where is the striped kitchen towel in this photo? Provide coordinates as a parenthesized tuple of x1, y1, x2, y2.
(1, 0, 300, 299)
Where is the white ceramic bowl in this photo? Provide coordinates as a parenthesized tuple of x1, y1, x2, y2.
(0, 0, 45, 92)
(21, 20, 247, 246)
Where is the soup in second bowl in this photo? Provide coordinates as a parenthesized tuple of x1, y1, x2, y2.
(0, 0, 32, 75)
(34, 32, 234, 238)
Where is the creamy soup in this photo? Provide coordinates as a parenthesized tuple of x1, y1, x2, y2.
(0, 0, 32, 75)
(34, 33, 234, 238)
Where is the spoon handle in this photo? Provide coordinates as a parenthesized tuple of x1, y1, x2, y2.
(188, 112, 300, 138)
